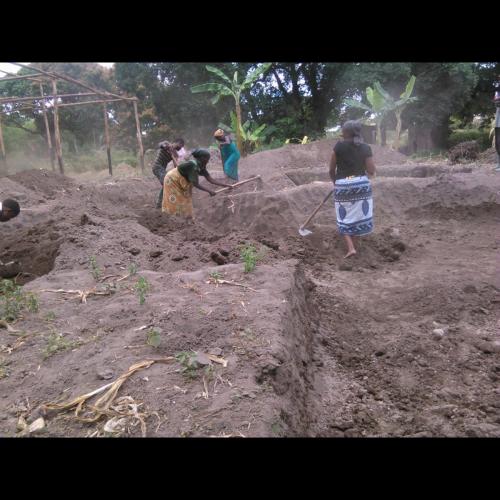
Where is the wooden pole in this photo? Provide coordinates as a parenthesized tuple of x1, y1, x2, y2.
(0, 92, 99, 105)
(39, 83, 55, 171)
(11, 63, 134, 101)
(51, 79, 64, 175)
(0, 73, 48, 83)
(133, 100, 145, 173)
(103, 103, 112, 176)
(214, 175, 262, 193)
(0, 113, 7, 175)
(57, 98, 124, 108)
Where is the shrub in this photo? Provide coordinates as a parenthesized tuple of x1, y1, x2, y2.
(448, 129, 490, 151)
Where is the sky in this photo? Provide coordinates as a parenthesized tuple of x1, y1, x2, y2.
(0, 63, 114, 74)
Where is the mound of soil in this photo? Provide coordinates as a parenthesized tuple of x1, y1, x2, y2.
(479, 147, 499, 164)
(448, 141, 480, 164)
(7, 169, 76, 198)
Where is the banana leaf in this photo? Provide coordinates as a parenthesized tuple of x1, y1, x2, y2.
(243, 63, 272, 89)
(205, 65, 233, 85)
(400, 75, 416, 99)
(344, 98, 371, 111)
(191, 83, 233, 95)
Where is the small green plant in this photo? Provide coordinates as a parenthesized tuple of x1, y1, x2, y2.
(89, 256, 101, 281)
(128, 263, 138, 276)
(240, 244, 261, 273)
(42, 332, 78, 359)
(175, 351, 200, 379)
(44, 311, 56, 322)
(146, 328, 161, 348)
(0, 358, 10, 379)
(25, 293, 39, 313)
(271, 420, 284, 436)
(0, 279, 25, 322)
(209, 271, 222, 281)
(135, 276, 150, 305)
(0, 279, 40, 322)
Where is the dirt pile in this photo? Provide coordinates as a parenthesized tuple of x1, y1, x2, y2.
(448, 141, 480, 164)
(479, 147, 498, 164)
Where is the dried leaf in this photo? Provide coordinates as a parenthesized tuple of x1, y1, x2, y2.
(207, 354, 228, 368)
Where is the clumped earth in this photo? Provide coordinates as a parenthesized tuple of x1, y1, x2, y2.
(1, 139, 499, 437)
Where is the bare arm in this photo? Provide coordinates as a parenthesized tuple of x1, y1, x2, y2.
(365, 156, 376, 177)
(192, 180, 216, 196)
(204, 173, 233, 189)
(329, 151, 337, 183)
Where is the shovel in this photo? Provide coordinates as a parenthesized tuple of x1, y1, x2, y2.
(298, 189, 334, 236)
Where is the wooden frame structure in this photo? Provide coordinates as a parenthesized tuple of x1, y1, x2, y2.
(0, 63, 146, 176)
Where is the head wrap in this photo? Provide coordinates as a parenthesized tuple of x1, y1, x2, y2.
(192, 148, 211, 161)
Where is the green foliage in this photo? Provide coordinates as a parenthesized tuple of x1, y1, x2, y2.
(209, 271, 222, 281)
(0, 279, 39, 322)
(448, 129, 491, 150)
(42, 332, 79, 359)
(146, 328, 161, 348)
(191, 64, 272, 154)
(175, 351, 200, 379)
(89, 256, 101, 281)
(0, 358, 10, 379)
(135, 276, 150, 305)
(218, 111, 274, 154)
(25, 293, 39, 313)
(128, 263, 138, 276)
(44, 311, 56, 322)
(240, 244, 260, 273)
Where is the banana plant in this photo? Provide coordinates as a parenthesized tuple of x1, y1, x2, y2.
(375, 76, 417, 150)
(218, 111, 274, 154)
(345, 85, 390, 146)
(191, 64, 272, 156)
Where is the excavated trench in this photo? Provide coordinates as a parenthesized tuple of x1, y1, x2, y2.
(0, 221, 62, 284)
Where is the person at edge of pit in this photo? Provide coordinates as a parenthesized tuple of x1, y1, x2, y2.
(214, 128, 241, 182)
(152, 138, 186, 209)
(329, 120, 376, 259)
(0, 199, 20, 222)
(161, 148, 232, 219)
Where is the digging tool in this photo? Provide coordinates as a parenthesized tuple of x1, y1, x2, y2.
(298, 189, 334, 236)
(215, 175, 262, 194)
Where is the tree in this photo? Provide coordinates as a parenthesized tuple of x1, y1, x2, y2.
(191, 64, 272, 155)
(345, 85, 392, 146)
(373, 76, 417, 150)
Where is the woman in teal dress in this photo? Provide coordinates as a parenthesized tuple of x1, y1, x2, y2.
(214, 128, 241, 181)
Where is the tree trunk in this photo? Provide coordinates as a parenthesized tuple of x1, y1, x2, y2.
(393, 112, 402, 151)
(234, 98, 244, 157)
(0, 114, 7, 176)
(376, 122, 382, 146)
(39, 83, 55, 171)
